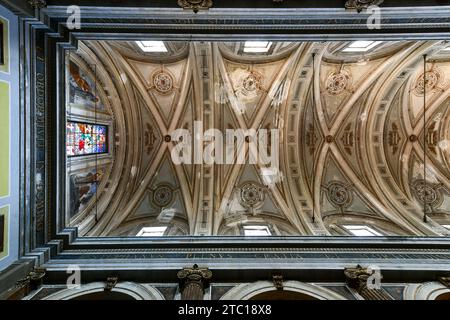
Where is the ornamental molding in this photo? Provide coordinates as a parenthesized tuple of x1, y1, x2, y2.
(178, 0, 213, 13)
(345, 0, 384, 12)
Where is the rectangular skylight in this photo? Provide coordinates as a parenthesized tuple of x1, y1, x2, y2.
(244, 225, 271, 236)
(243, 41, 272, 53)
(343, 225, 382, 236)
(136, 226, 167, 237)
(342, 41, 382, 52)
(136, 41, 168, 53)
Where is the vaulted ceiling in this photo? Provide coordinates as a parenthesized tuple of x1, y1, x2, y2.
(66, 40, 450, 237)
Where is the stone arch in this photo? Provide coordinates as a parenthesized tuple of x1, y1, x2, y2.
(41, 282, 165, 300)
(220, 281, 347, 300)
(403, 281, 450, 300)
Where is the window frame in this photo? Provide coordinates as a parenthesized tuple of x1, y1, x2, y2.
(66, 120, 109, 158)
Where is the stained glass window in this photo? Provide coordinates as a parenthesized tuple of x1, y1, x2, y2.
(67, 121, 108, 157)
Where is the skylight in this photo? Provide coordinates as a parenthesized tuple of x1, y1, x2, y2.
(136, 41, 168, 53)
(243, 41, 272, 53)
(243, 225, 271, 236)
(136, 226, 167, 237)
(342, 41, 382, 52)
(343, 225, 382, 236)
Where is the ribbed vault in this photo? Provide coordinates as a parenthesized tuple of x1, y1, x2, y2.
(65, 40, 450, 237)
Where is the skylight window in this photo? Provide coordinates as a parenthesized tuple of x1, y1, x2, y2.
(343, 225, 382, 236)
(243, 41, 272, 53)
(243, 225, 271, 236)
(136, 41, 168, 53)
(342, 41, 382, 52)
(136, 226, 167, 237)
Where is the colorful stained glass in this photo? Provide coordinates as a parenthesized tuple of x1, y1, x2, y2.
(67, 122, 108, 157)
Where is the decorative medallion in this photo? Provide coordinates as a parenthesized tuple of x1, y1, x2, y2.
(239, 182, 265, 208)
(325, 135, 334, 143)
(409, 134, 418, 142)
(345, 0, 384, 12)
(410, 179, 444, 213)
(152, 184, 174, 208)
(178, 0, 213, 13)
(242, 72, 262, 92)
(325, 70, 351, 95)
(231, 69, 263, 103)
(152, 70, 174, 94)
(325, 181, 353, 212)
(413, 67, 444, 95)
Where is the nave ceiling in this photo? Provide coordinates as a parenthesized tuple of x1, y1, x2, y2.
(65, 39, 450, 237)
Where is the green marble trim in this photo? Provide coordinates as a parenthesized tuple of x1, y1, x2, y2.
(0, 80, 9, 198)
(0, 16, 9, 74)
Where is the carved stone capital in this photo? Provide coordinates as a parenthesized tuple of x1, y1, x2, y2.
(16, 267, 46, 294)
(345, 0, 383, 12)
(344, 265, 371, 291)
(344, 266, 391, 300)
(178, 0, 213, 13)
(28, 0, 47, 9)
(177, 264, 212, 300)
